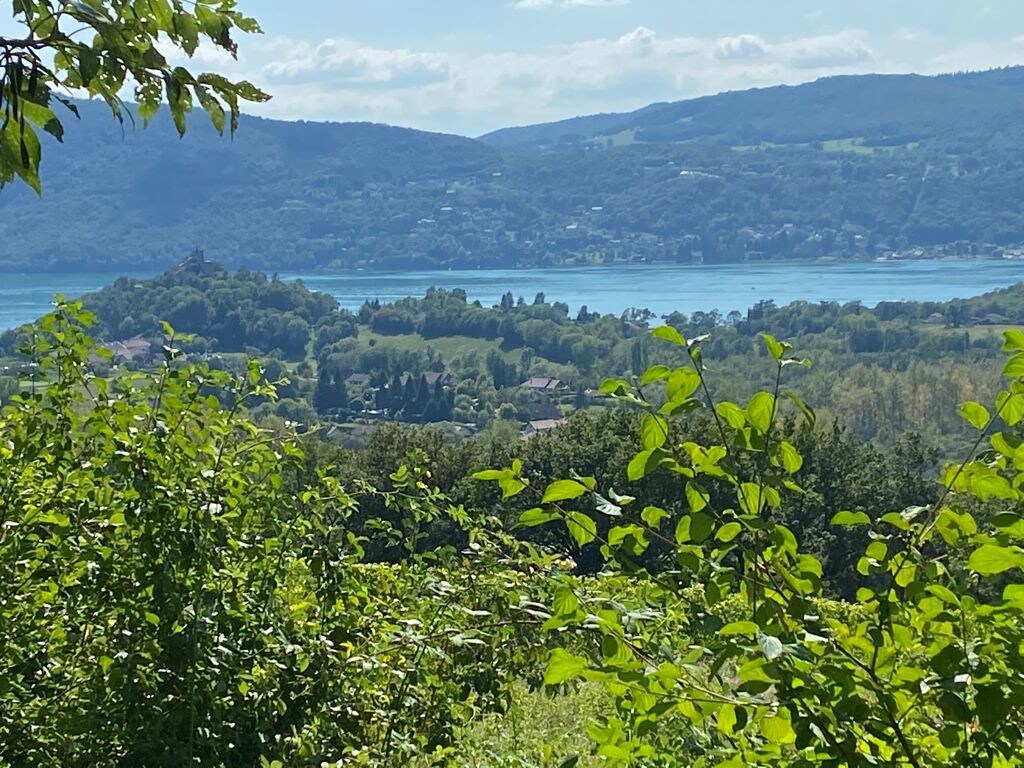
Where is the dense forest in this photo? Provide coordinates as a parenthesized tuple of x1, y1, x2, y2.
(5, 68, 1024, 272)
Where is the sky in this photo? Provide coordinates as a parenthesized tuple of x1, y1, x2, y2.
(8, 1, 1024, 136)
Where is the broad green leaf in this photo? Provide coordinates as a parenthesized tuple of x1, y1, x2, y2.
(760, 714, 796, 744)
(544, 648, 588, 685)
(959, 401, 990, 430)
(666, 368, 701, 401)
(640, 365, 671, 385)
(690, 511, 714, 543)
(499, 477, 528, 499)
(565, 511, 597, 548)
(720, 621, 759, 636)
(552, 587, 579, 617)
(746, 392, 775, 432)
(518, 508, 559, 527)
(641, 505, 670, 528)
(1004, 353, 1024, 379)
(685, 483, 709, 513)
(832, 510, 871, 527)
(761, 333, 785, 360)
(627, 449, 654, 481)
(472, 469, 504, 481)
(739, 483, 765, 515)
(652, 325, 685, 346)
(716, 401, 746, 429)
(997, 391, 1024, 426)
(641, 413, 669, 450)
(543, 479, 588, 504)
(716, 522, 742, 542)
(782, 389, 816, 425)
(674, 515, 692, 544)
(717, 704, 738, 735)
(777, 441, 803, 474)
(1004, 329, 1024, 352)
(968, 544, 1024, 575)
(599, 378, 631, 395)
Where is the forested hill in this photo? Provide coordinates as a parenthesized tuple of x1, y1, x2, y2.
(3, 68, 1024, 272)
(479, 68, 1024, 148)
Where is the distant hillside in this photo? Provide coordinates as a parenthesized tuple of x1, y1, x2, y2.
(3, 68, 1024, 272)
(480, 68, 1024, 148)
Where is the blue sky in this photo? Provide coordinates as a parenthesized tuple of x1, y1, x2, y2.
(8, 2, 1024, 134)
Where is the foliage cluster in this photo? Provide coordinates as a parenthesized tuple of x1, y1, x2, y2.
(478, 327, 1024, 766)
(0, 303, 554, 767)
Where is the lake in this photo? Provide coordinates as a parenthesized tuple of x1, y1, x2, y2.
(2, 259, 1023, 331)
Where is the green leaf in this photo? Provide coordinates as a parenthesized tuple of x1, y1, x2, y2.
(652, 326, 685, 346)
(627, 449, 652, 481)
(782, 389, 816, 426)
(543, 479, 588, 504)
(666, 368, 701, 401)
(685, 483, 709, 513)
(518, 508, 559, 528)
(552, 587, 579, 617)
(760, 714, 796, 744)
(739, 483, 765, 515)
(674, 515, 691, 544)
(499, 477, 528, 499)
(761, 333, 785, 360)
(720, 621, 759, 636)
(544, 648, 588, 685)
(959, 401, 991, 430)
(641, 505, 669, 528)
(1004, 329, 1024, 352)
(685, 511, 712, 543)
(1004, 353, 1024, 379)
(716, 401, 746, 429)
(746, 392, 775, 432)
(866, 540, 888, 562)
(598, 378, 630, 396)
(777, 441, 803, 474)
(967, 544, 1024, 575)
(716, 522, 742, 542)
(639, 365, 670, 385)
(717, 704, 738, 735)
(565, 512, 597, 548)
(832, 510, 871, 527)
(640, 413, 669, 450)
(472, 469, 504, 481)
(997, 391, 1024, 426)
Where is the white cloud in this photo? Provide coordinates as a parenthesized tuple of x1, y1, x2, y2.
(232, 26, 1020, 135)
(778, 30, 874, 69)
(715, 34, 767, 60)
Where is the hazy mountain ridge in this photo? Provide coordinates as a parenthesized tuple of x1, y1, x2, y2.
(2, 68, 1024, 272)
(480, 68, 1024, 148)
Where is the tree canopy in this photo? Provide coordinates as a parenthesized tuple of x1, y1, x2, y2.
(1, 0, 268, 191)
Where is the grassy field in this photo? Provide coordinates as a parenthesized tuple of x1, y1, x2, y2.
(361, 331, 522, 364)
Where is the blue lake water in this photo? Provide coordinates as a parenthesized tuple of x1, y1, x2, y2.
(1, 259, 1023, 331)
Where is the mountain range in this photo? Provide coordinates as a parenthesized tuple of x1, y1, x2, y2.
(2, 67, 1024, 272)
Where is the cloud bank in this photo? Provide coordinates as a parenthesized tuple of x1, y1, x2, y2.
(197, 25, 1024, 135)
